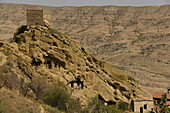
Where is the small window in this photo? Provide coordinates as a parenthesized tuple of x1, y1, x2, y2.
(144, 104, 147, 109)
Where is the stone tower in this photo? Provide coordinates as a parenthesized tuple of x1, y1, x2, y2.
(27, 10, 44, 26)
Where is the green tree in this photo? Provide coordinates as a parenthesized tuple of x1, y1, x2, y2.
(43, 82, 82, 112)
(43, 83, 71, 110)
(117, 101, 129, 111)
(157, 93, 170, 113)
(82, 97, 123, 113)
(89, 97, 104, 113)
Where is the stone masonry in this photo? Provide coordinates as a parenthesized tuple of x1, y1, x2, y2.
(27, 10, 44, 26)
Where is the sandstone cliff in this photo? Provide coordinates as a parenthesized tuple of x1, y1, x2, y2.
(0, 25, 145, 110)
(0, 3, 169, 94)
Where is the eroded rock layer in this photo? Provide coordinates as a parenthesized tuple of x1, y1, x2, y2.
(0, 25, 145, 105)
(0, 3, 169, 93)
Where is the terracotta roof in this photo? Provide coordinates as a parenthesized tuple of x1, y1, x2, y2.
(134, 95, 153, 101)
(167, 101, 170, 106)
(152, 92, 170, 99)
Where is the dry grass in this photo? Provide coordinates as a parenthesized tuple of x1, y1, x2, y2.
(0, 88, 40, 113)
(0, 88, 60, 113)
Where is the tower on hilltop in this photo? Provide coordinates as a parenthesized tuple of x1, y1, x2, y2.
(27, 10, 44, 26)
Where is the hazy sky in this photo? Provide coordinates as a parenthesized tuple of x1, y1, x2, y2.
(0, 0, 170, 6)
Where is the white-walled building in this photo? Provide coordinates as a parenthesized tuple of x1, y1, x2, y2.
(131, 95, 154, 113)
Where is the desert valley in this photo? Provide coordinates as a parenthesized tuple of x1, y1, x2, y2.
(0, 3, 170, 113)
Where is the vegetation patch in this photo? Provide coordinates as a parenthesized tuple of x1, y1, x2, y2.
(43, 82, 82, 113)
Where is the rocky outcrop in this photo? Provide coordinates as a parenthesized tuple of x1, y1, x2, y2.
(0, 3, 170, 94)
(0, 25, 145, 105)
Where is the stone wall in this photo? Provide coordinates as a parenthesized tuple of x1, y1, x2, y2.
(134, 100, 153, 113)
(27, 10, 44, 26)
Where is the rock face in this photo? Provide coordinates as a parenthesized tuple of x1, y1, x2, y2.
(0, 3, 170, 93)
(0, 25, 144, 105)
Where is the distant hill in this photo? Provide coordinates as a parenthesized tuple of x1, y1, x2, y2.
(0, 3, 170, 94)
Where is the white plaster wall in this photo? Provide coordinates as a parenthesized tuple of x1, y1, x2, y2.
(134, 101, 153, 113)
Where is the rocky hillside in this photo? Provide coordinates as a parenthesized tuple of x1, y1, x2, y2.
(0, 3, 170, 93)
(0, 25, 144, 112)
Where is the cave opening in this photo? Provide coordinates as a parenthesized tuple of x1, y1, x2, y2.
(69, 76, 84, 90)
(31, 58, 42, 66)
(46, 60, 52, 69)
(98, 95, 116, 106)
